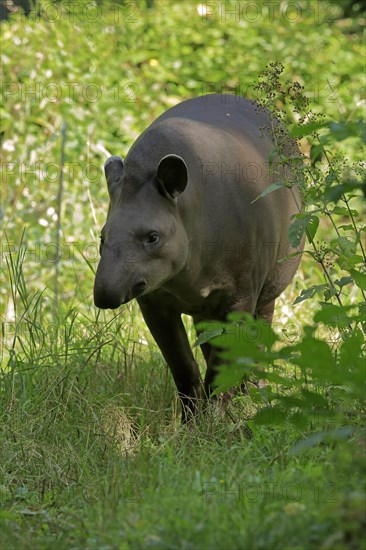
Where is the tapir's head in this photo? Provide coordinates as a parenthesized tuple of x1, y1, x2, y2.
(94, 154, 189, 309)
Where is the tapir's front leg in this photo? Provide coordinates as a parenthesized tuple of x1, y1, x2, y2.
(138, 296, 203, 422)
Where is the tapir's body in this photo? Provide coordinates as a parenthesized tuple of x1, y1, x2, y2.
(94, 94, 303, 419)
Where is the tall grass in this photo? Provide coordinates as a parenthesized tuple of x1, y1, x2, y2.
(1, 232, 365, 550)
(1, 2, 365, 548)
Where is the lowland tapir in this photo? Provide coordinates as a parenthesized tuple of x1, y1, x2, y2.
(94, 94, 303, 421)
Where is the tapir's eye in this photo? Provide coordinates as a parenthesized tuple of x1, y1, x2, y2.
(145, 232, 160, 245)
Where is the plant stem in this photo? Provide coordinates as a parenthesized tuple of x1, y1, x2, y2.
(55, 122, 67, 315)
(317, 137, 365, 262)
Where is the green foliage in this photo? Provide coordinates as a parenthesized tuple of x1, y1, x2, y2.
(288, 213, 319, 248)
(1, 2, 365, 549)
(198, 63, 365, 453)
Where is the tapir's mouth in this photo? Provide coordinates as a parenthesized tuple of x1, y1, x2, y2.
(94, 280, 147, 310)
(94, 295, 123, 310)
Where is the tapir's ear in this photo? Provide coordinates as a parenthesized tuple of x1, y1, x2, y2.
(104, 156, 123, 202)
(156, 154, 188, 200)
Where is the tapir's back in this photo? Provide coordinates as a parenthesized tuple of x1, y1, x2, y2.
(127, 94, 298, 197)
(153, 94, 273, 138)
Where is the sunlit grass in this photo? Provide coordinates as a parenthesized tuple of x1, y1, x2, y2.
(1, 2, 365, 548)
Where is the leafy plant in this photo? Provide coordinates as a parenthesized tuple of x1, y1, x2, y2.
(198, 63, 365, 446)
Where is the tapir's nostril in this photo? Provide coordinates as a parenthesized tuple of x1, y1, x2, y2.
(132, 280, 147, 297)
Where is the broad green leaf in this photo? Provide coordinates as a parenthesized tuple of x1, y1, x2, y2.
(277, 250, 303, 263)
(288, 213, 319, 247)
(310, 144, 324, 165)
(288, 214, 309, 247)
(324, 287, 338, 301)
(289, 427, 354, 455)
(332, 205, 359, 217)
(350, 269, 366, 290)
(306, 215, 319, 242)
(325, 170, 337, 186)
(286, 335, 335, 374)
(339, 224, 355, 231)
(273, 395, 305, 408)
(325, 181, 365, 203)
(248, 386, 267, 404)
(338, 255, 364, 269)
(339, 330, 365, 393)
(300, 389, 329, 407)
(324, 184, 345, 203)
(289, 411, 309, 430)
(224, 313, 278, 349)
(251, 182, 288, 204)
(252, 405, 286, 426)
(194, 327, 224, 347)
(314, 303, 351, 329)
(290, 121, 329, 138)
(329, 121, 365, 143)
(293, 284, 328, 304)
(264, 371, 298, 388)
(213, 364, 245, 394)
(334, 276, 353, 288)
(337, 236, 357, 257)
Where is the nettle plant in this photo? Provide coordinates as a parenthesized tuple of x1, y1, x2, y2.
(198, 63, 365, 441)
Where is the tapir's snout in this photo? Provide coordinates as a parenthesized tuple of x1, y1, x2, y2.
(93, 286, 123, 310)
(93, 278, 147, 310)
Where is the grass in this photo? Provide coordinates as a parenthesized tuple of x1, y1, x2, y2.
(1, 354, 364, 550)
(1, 238, 365, 549)
(1, 1, 365, 548)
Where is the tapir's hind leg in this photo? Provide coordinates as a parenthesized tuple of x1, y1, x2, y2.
(254, 299, 276, 324)
(202, 346, 221, 397)
(195, 331, 213, 391)
(202, 299, 276, 398)
(249, 298, 276, 390)
(194, 320, 224, 398)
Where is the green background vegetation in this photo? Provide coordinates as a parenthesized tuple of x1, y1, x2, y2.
(1, 1, 365, 548)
